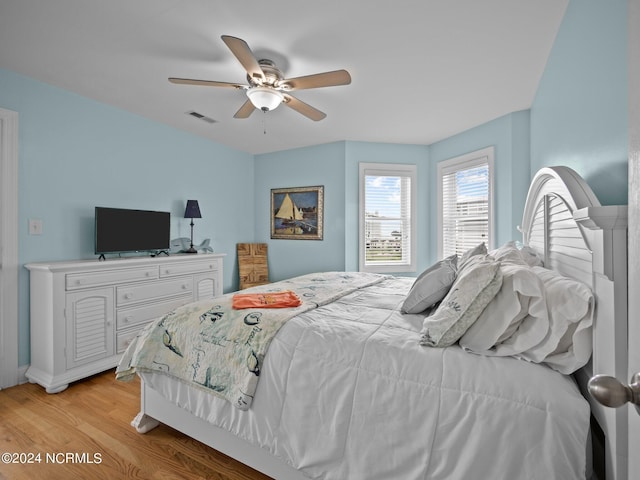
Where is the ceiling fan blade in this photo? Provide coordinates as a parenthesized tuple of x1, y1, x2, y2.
(280, 69, 351, 91)
(233, 99, 255, 119)
(221, 35, 265, 83)
(283, 94, 326, 121)
(169, 77, 245, 89)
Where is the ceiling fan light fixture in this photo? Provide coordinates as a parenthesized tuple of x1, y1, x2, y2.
(247, 86, 284, 112)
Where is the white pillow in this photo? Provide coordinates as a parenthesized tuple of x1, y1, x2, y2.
(520, 267, 594, 374)
(490, 241, 543, 267)
(459, 262, 549, 356)
(420, 256, 503, 348)
(519, 245, 544, 267)
(401, 255, 457, 314)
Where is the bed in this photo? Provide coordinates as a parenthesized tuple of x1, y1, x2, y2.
(116, 166, 628, 480)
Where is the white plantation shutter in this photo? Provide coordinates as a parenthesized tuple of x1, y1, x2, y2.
(359, 163, 416, 272)
(438, 147, 494, 259)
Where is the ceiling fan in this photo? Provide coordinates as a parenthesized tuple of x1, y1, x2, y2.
(169, 35, 351, 121)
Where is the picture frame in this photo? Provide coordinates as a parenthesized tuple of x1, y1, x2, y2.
(271, 185, 324, 240)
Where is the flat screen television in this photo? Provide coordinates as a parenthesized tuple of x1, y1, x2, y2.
(95, 207, 170, 256)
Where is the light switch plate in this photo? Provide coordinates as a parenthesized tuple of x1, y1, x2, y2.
(28, 219, 43, 235)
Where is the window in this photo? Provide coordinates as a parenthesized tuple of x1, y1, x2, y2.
(437, 147, 494, 259)
(359, 163, 417, 272)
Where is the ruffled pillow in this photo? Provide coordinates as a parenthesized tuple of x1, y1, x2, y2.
(490, 240, 543, 267)
(519, 267, 594, 374)
(459, 262, 548, 356)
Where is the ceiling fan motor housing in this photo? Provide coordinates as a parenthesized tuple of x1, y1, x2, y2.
(249, 59, 285, 88)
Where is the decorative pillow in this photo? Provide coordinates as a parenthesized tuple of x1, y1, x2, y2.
(458, 243, 487, 270)
(459, 262, 548, 356)
(519, 267, 594, 374)
(456, 250, 494, 277)
(401, 255, 458, 314)
(420, 256, 503, 348)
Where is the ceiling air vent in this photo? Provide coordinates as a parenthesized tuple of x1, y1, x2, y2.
(186, 111, 217, 124)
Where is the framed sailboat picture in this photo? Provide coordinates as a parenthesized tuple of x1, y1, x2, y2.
(271, 185, 324, 240)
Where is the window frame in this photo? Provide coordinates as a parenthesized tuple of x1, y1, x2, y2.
(359, 162, 417, 273)
(437, 146, 495, 259)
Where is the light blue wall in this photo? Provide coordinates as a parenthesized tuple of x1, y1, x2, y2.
(531, 0, 628, 204)
(0, 68, 255, 366)
(254, 141, 431, 279)
(254, 142, 347, 281)
(254, 141, 432, 278)
(428, 111, 531, 261)
(254, 120, 532, 275)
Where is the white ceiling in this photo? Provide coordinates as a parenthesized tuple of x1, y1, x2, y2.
(0, 0, 568, 155)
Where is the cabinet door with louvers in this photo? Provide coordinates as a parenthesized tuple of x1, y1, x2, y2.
(65, 288, 115, 369)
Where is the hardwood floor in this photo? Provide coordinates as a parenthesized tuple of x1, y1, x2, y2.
(0, 371, 272, 480)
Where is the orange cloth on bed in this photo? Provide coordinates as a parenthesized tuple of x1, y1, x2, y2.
(232, 290, 302, 309)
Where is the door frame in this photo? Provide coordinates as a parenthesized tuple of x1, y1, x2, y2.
(627, 0, 640, 476)
(0, 108, 19, 389)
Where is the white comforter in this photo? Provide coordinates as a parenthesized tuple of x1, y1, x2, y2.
(141, 275, 590, 480)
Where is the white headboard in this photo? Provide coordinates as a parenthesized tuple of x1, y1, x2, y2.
(520, 166, 628, 480)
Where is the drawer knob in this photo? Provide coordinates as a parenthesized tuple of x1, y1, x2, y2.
(125, 293, 132, 300)
(182, 284, 188, 290)
(124, 316, 132, 323)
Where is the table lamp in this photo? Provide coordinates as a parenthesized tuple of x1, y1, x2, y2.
(184, 200, 201, 254)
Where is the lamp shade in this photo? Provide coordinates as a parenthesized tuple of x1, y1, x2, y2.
(247, 87, 284, 112)
(184, 200, 202, 219)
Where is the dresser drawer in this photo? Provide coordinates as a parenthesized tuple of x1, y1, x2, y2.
(116, 328, 140, 354)
(116, 278, 192, 306)
(116, 295, 191, 331)
(66, 267, 158, 290)
(159, 259, 219, 278)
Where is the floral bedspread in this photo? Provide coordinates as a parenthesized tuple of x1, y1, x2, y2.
(116, 271, 386, 409)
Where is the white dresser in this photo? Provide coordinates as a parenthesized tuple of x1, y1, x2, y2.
(25, 253, 225, 393)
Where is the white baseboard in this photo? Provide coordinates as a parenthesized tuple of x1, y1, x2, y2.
(17, 364, 29, 385)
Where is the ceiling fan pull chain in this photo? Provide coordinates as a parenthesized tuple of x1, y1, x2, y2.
(263, 110, 267, 135)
